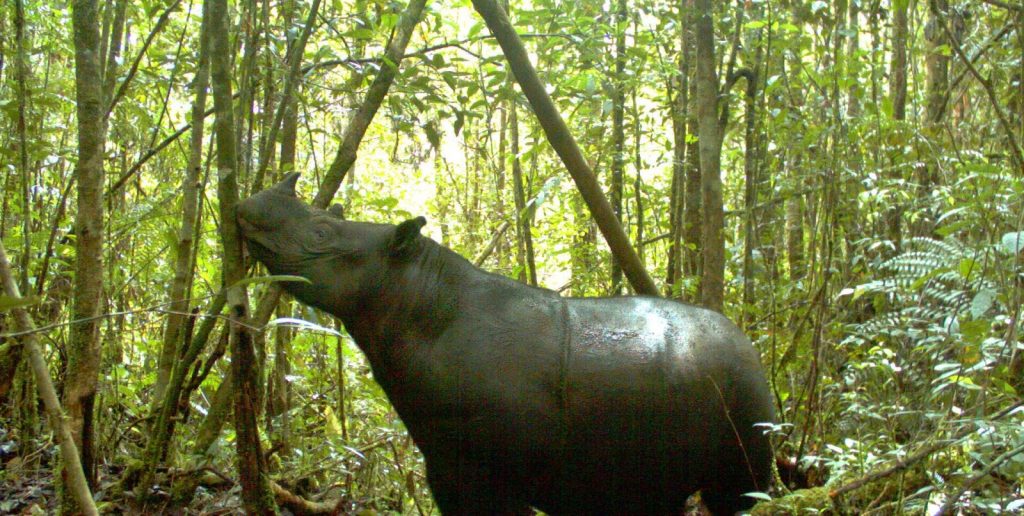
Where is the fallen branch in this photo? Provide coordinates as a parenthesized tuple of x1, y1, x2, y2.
(830, 401, 1024, 499)
(936, 442, 1024, 515)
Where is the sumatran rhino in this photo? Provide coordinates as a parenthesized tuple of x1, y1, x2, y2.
(237, 173, 775, 515)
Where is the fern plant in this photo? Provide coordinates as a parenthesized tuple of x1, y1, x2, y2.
(826, 234, 1023, 513)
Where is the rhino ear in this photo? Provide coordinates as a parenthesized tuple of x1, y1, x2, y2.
(389, 216, 426, 258)
(327, 204, 345, 219)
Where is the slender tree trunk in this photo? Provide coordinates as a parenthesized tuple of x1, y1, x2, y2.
(268, 299, 292, 449)
(101, 0, 127, 109)
(13, 0, 32, 294)
(135, 10, 211, 491)
(666, 44, 686, 293)
(923, 0, 949, 178)
(847, 0, 862, 118)
(609, 0, 627, 295)
(741, 24, 764, 330)
(252, 0, 321, 192)
(695, 0, 724, 311)
(631, 82, 644, 271)
(682, 0, 702, 297)
(155, 4, 210, 404)
(891, 0, 909, 121)
(207, 0, 276, 510)
(509, 104, 537, 286)
(64, 0, 107, 509)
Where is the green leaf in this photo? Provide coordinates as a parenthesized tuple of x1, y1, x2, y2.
(958, 258, 977, 280)
(1001, 231, 1024, 255)
(0, 294, 40, 313)
(268, 317, 342, 336)
(231, 275, 312, 289)
(961, 319, 990, 346)
(970, 288, 996, 319)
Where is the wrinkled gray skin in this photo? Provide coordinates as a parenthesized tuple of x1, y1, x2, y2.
(238, 173, 775, 515)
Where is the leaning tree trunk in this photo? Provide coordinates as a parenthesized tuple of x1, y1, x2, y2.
(207, 0, 276, 511)
(471, 0, 659, 296)
(695, 0, 725, 312)
(313, 0, 427, 207)
(0, 243, 99, 516)
(63, 1, 107, 511)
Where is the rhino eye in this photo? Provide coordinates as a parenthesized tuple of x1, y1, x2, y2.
(313, 224, 330, 242)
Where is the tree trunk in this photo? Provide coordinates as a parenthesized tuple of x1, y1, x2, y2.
(510, 103, 537, 286)
(472, 0, 659, 296)
(695, 0, 724, 312)
(100, 0, 126, 109)
(14, 0, 32, 294)
(207, 0, 276, 510)
(846, 0, 862, 118)
(632, 86, 645, 271)
(666, 0, 690, 296)
(891, 0, 908, 121)
(609, 0, 627, 295)
(923, 0, 950, 179)
(64, 1, 107, 510)
(155, 1, 210, 404)
(741, 21, 764, 330)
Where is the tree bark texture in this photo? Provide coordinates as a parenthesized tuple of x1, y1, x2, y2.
(471, 0, 659, 297)
(891, 0, 909, 121)
(695, 0, 724, 312)
(206, 0, 277, 511)
(14, 0, 32, 294)
(65, 0, 107, 507)
(609, 0, 627, 295)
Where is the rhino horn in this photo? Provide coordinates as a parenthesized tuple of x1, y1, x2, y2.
(274, 172, 301, 196)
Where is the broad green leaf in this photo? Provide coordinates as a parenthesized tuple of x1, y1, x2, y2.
(961, 319, 990, 346)
(969, 288, 996, 319)
(1001, 231, 1024, 255)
